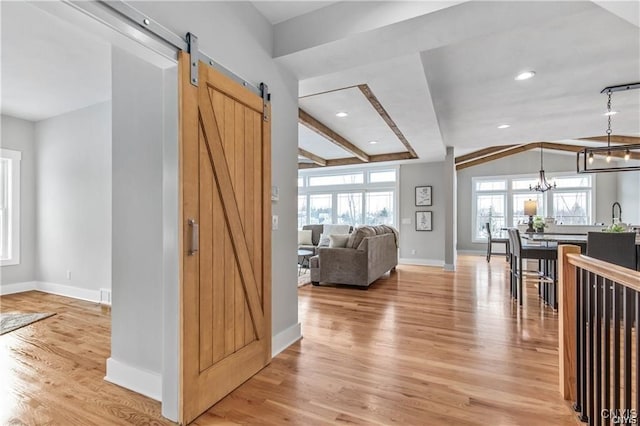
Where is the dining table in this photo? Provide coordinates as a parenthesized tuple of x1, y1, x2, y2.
(519, 232, 640, 308)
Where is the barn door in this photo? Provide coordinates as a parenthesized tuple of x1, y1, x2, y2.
(179, 51, 271, 424)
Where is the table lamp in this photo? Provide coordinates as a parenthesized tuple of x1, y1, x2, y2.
(524, 200, 537, 233)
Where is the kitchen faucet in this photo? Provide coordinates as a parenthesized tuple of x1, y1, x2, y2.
(612, 202, 622, 224)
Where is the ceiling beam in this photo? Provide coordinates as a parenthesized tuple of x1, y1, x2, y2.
(298, 162, 319, 169)
(298, 152, 413, 169)
(456, 143, 537, 170)
(298, 109, 370, 162)
(456, 141, 640, 171)
(357, 84, 418, 158)
(455, 145, 517, 164)
(578, 135, 640, 144)
(298, 148, 327, 166)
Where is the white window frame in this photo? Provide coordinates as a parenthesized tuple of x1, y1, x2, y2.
(471, 172, 594, 243)
(1, 148, 21, 266)
(298, 165, 399, 229)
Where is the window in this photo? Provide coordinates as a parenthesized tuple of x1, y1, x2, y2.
(308, 172, 363, 186)
(365, 191, 394, 225)
(297, 195, 307, 229)
(475, 193, 505, 238)
(472, 173, 593, 242)
(1, 149, 21, 266)
(309, 194, 332, 224)
(298, 166, 398, 228)
(369, 170, 396, 183)
(337, 192, 362, 226)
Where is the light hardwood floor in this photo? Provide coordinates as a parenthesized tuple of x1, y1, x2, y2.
(1, 256, 578, 425)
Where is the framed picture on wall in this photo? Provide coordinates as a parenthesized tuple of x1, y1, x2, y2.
(415, 186, 432, 206)
(416, 211, 433, 231)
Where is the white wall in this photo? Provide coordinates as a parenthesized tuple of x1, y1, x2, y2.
(398, 162, 445, 265)
(456, 150, 619, 252)
(0, 115, 36, 285)
(34, 102, 112, 292)
(617, 171, 640, 225)
(110, 47, 164, 395)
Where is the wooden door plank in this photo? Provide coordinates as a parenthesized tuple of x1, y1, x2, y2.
(253, 112, 263, 301)
(198, 84, 266, 339)
(244, 109, 256, 345)
(179, 51, 200, 423)
(261, 101, 272, 361)
(234, 102, 246, 351)
(198, 128, 214, 371)
(221, 95, 236, 355)
(211, 167, 226, 364)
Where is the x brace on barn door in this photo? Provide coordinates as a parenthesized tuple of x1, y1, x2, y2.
(93, 0, 271, 120)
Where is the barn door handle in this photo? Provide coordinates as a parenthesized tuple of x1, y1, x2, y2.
(188, 219, 199, 255)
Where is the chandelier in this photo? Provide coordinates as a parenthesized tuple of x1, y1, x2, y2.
(530, 143, 555, 192)
(577, 82, 640, 173)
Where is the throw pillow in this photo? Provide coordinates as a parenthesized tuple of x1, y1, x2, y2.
(298, 230, 312, 245)
(318, 233, 331, 247)
(322, 224, 351, 236)
(347, 226, 376, 249)
(329, 234, 350, 248)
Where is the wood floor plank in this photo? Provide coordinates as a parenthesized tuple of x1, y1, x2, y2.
(1, 256, 579, 425)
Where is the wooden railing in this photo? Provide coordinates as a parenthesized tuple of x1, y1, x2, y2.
(559, 245, 640, 425)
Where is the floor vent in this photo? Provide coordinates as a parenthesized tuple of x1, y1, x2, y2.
(99, 288, 112, 306)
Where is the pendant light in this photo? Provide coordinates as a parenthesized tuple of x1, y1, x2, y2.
(530, 143, 556, 192)
(577, 82, 640, 174)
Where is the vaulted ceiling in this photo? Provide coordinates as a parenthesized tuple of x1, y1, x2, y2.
(254, 1, 640, 169)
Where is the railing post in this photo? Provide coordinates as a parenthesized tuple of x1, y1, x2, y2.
(558, 244, 581, 401)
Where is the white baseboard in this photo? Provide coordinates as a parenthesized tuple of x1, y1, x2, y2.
(105, 357, 162, 401)
(37, 281, 101, 303)
(456, 250, 485, 256)
(1, 280, 104, 303)
(0, 281, 37, 295)
(398, 258, 444, 267)
(272, 322, 302, 358)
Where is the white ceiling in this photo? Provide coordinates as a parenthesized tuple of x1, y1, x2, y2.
(254, 1, 640, 163)
(1, 2, 111, 122)
(251, 1, 338, 24)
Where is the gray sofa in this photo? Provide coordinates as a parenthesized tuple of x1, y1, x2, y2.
(298, 224, 324, 255)
(310, 225, 398, 288)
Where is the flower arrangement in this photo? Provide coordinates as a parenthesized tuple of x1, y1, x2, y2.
(533, 216, 546, 232)
(604, 223, 626, 233)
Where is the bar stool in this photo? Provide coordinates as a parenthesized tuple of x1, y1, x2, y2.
(507, 228, 556, 307)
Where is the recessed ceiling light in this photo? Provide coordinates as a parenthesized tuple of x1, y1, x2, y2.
(515, 71, 536, 81)
(604, 110, 618, 116)
(497, 124, 511, 129)
(369, 140, 378, 145)
(336, 112, 348, 118)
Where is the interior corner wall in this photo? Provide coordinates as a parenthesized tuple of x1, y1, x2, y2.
(444, 147, 457, 270)
(34, 102, 112, 293)
(456, 150, 620, 252)
(132, 1, 301, 354)
(398, 162, 445, 265)
(0, 115, 36, 285)
(110, 47, 164, 381)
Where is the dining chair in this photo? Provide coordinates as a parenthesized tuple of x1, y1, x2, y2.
(507, 228, 556, 307)
(586, 232, 637, 270)
(485, 222, 509, 263)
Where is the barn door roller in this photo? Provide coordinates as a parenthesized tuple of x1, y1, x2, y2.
(96, 0, 270, 104)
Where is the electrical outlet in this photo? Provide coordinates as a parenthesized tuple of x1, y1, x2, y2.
(272, 215, 278, 230)
(66, 270, 71, 280)
(411, 249, 416, 255)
